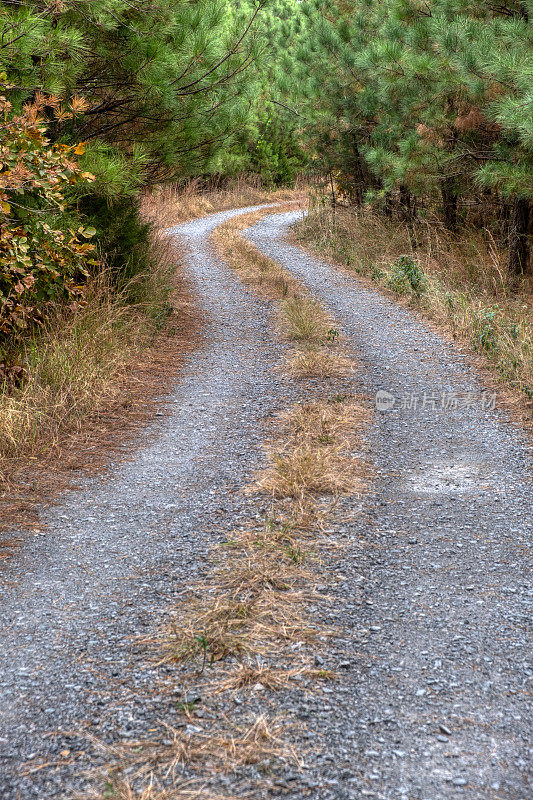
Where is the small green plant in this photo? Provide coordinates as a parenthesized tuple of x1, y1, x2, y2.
(194, 633, 215, 674)
(371, 264, 384, 282)
(387, 256, 426, 295)
(473, 308, 499, 354)
(328, 393, 349, 403)
(315, 669, 336, 680)
(176, 699, 198, 714)
(286, 545, 305, 564)
(327, 327, 339, 343)
(103, 780, 115, 798)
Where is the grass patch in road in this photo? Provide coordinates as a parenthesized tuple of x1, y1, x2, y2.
(286, 345, 354, 379)
(256, 399, 369, 502)
(212, 209, 355, 384)
(280, 296, 325, 342)
(86, 208, 371, 798)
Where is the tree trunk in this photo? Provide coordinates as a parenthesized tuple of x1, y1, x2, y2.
(508, 197, 531, 275)
(441, 176, 458, 231)
(350, 136, 368, 207)
(329, 172, 337, 211)
(399, 184, 413, 218)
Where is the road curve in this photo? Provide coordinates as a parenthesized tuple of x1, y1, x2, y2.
(0, 204, 294, 799)
(246, 211, 532, 800)
(0, 206, 531, 800)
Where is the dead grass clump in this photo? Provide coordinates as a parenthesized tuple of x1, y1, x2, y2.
(165, 566, 316, 668)
(287, 345, 354, 378)
(82, 715, 295, 797)
(280, 296, 328, 342)
(288, 399, 370, 445)
(80, 776, 192, 800)
(256, 399, 369, 501)
(218, 550, 308, 594)
(154, 714, 298, 774)
(259, 443, 363, 499)
(210, 663, 303, 694)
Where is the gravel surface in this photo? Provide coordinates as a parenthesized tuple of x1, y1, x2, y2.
(0, 205, 295, 799)
(243, 211, 533, 800)
(1, 205, 531, 800)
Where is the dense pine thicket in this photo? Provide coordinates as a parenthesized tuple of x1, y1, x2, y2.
(0, 0, 284, 347)
(290, 0, 533, 273)
(0, 0, 532, 353)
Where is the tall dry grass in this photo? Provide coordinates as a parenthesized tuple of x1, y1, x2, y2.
(0, 235, 176, 482)
(296, 205, 533, 403)
(140, 175, 304, 228)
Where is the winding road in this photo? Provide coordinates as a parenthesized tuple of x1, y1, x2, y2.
(0, 206, 531, 800)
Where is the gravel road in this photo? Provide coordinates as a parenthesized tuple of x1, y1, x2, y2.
(244, 211, 533, 800)
(0, 205, 296, 799)
(0, 205, 531, 800)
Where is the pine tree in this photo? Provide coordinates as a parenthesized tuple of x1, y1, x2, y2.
(291, 0, 532, 272)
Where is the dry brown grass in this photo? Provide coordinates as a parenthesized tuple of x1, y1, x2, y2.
(0, 234, 200, 541)
(209, 663, 304, 694)
(256, 399, 369, 502)
(81, 713, 296, 798)
(165, 564, 315, 669)
(280, 296, 327, 342)
(138, 714, 299, 777)
(1, 279, 150, 464)
(140, 176, 304, 228)
(80, 777, 225, 800)
(212, 207, 359, 388)
(296, 205, 533, 407)
(286, 345, 354, 379)
(211, 208, 300, 300)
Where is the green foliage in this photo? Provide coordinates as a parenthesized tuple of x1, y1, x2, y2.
(386, 256, 426, 296)
(0, 0, 280, 351)
(251, 115, 307, 186)
(286, 0, 532, 269)
(0, 1, 268, 185)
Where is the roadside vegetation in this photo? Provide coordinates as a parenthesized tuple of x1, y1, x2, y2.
(0, 0, 306, 505)
(2, 0, 531, 494)
(295, 200, 533, 406)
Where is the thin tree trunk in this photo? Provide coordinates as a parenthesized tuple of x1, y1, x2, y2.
(350, 136, 366, 207)
(508, 197, 531, 275)
(441, 176, 458, 232)
(329, 172, 337, 211)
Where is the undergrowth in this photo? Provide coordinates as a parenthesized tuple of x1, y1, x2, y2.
(0, 235, 175, 483)
(295, 205, 533, 405)
(140, 176, 303, 229)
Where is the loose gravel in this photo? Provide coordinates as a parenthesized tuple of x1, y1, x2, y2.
(0, 205, 296, 799)
(243, 211, 533, 800)
(0, 206, 531, 800)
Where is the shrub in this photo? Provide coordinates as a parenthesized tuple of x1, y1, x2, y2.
(0, 86, 98, 347)
(387, 256, 426, 295)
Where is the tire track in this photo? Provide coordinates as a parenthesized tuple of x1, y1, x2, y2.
(245, 211, 533, 800)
